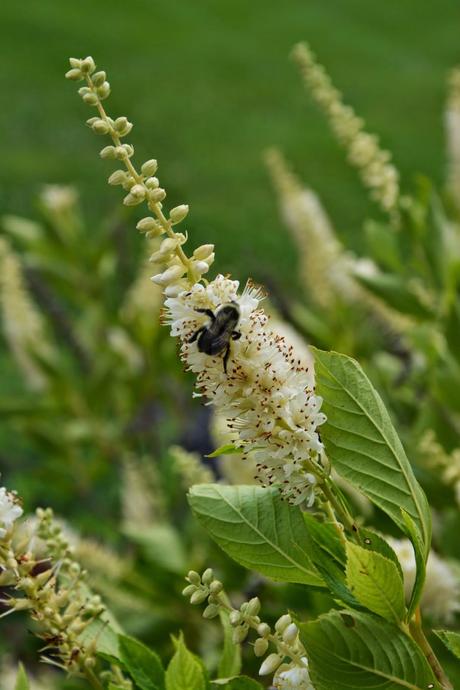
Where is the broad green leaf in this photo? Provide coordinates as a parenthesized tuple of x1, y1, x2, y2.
(300, 610, 441, 690)
(218, 610, 242, 678)
(165, 634, 206, 690)
(78, 598, 122, 658)
(14, 664, 29, 690)
(434, 630, 460, 660)
(123, 523, 186, 573)
(188, 484, 323, 587)
(312, 348, 431, 557)
(119, 635, 165, 690)
(359, 528, 403, 579)
(346, 542, 406, 623)
(206, 444, 242, 458)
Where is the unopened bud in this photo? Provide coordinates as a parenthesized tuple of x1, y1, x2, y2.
(232, 624, 249, 644)
(254, 637, 269, 657)
(92, 70, 106, 87)
(283, 622, 298, 643)
(123, 192, 144, 207)
(190, 588, 208, 605)
(246, 597, 261, 616)
(182, 584, 196, 597)
(141, 159, 158, 176)
(148, 188, 166, 203)
(192, 260, 210, 275)
(229, 610, 242, 626)
(80, 56, 96, 74)
(113, 116, 132, 136)
(193, 244, 214, 260)
(145, 176, 159, 189)
(209, 580, 223, 594)
(92, 119, 110, 135)
(65, 68, 82, 81)
(259, 653, 282, 676)
(108, 170, 128, 186)
(203, 603, 220, 619)
(202, 568, 214, 585)
(83, 93, 98, 106)
(187, 570, 201, 585)
(97, 82, 111, 100)
(100, 146, 117, 160)
(257, 622, 270, 638)
(69, 58, 82, 69)
(130, 184, 146, 200)
(136, 217, 162, 233)
(170, 204, 189, 224)
(275, 614, 291, 633)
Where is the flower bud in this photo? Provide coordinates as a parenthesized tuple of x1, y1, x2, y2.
(164, 283, 184, 297)
(136, 217, 162, 233)
(113, 116, 133, 136)
(259, 653, 282, 676)
(246, 597, 261, 616)
(203, 603, 220, 619)
(229, 610, 241, 626)
(190, 588, 208, 605)
(257, 622, 270, 638)
(283, 622, 298, 643)
(170, 204, 189, 224)
(108, 170, 129, 186)
(145, 176, 159, 189)
(192, 260, 210, 275)
(141, 159, 158, 177)
(83, 93, 98, 105)
(130, 184, 146, 200)
(275, 614, 291, 633)
(187, 570, 201, 585)
(193, 244, 214, 260)
(92, 70, 106, 87)
(120, 144, 134, 158)
(69, 58, 82, 69)
(209, 580, 223, 594)
(65, 68, 82, 81)
(100, 146, 117, 160)
(148, 188, 166, 203)
(202, 568, 214, 585)
(123, 192, 144, 207)
(151, 265, 185, 286)
(80, 56, 96, 74)
(97, 82, 111, 100)
(182, 584, 196, 597)
(91, 119, 110, 135)
(254, 637, 269, 657)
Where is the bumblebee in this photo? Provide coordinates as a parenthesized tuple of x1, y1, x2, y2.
(188, 302, 241, 373)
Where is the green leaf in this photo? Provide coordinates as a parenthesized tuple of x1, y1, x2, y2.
(434, 630, 460, 660)
(123, 523, 186, 573)
(364, 220, 402, 272)
(188, 484, 323, 587)
(165, 633, 206, 690)
(119, 634, 165, 690)
(14, 664, 29, 690)
(212, 677, 263, 688)
(354, 271, 433, 319)
(206, 444, 242, 458)
(345, 542, 406, 623)
(300, 610, 441, 690)
(312, 348, 431, 556)
(218, 609, 242, 678)
(359, 528, 403, 579)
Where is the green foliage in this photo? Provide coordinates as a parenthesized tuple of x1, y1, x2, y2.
(14, 665, 29, 690)
(119, 634, 165, 690)
(165, 634, 207, 690)
(218, 610, 242, 679)
(312, 347, 431, 554)
(300, 610, 440, 690)
(213, 678, 263, 689)
(434, 630, 460, 660)
(345, 542, 406, 623)
(188, 484, 323, 587)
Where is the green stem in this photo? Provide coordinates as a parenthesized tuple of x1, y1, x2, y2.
(84, 667, 104, 690)
(320, 480, 361, 543)
(409, 610, 453, 690)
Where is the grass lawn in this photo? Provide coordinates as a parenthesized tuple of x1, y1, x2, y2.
(1, 0, 459, 292)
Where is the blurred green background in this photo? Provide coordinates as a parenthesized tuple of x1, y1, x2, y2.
(1, 0, 459, 292)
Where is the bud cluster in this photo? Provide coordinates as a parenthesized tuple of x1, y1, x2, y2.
(292, 43, 400, 219)
(183, 569, 310, 685)
(66, 56, 215, 294)
(0, 497, 131, 687)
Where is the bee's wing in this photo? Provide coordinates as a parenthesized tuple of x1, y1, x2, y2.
(207, 332, 232, 355)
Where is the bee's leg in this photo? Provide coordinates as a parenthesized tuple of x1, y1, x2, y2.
(194, 308, 216, 321)
(222, 343, 231, 374)
(188, 326, 206, 344)
(231, 330, 241, 341)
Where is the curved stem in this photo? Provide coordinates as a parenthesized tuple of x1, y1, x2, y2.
(409, 608, 453, 690)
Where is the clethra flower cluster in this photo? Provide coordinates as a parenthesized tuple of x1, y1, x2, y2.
(183, 568, 315, 689)
(66, 56, 327, 506)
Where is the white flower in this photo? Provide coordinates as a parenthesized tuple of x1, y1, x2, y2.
(163, 275, 326, 504)
(0, 487, 23, 539)
(39, 184, 78, 213)
(274, 658, 315, 689)
(387, 537, 460, 623)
